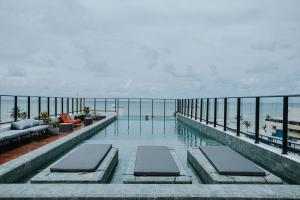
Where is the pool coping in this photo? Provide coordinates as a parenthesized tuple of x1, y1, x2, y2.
(0, 184, 299, 199)
(0, 114, 117, 183)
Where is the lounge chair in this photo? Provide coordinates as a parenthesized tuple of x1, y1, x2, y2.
(123, 146, 192, 184)
(59, 113, 81, 126)
(188, 146, 283, 184)
(31, 143, 118, 183)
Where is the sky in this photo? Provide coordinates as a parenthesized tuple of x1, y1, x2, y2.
(0, 0, 299, 98)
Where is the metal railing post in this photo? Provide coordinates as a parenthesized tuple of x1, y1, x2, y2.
(94, 98, 96, 114)
(214, 98, 217, 127)
(76, 98, 78, 113)
(224, 98, 227, 131)
(38, 96, 41, 119)
(200, 98, 203, 122)
(61, 97, 64, 114)
(115, 98, 117, 112)
(191, 99, 193, 118)
(151, 99, 154, 118)
(55, 97, 57, 116)
(80, 98, 82, 112)
(140, 98, 142, 120)
(236, 98, 241, 136)
(187, 99, 190, 116)
(105, 98, 107, 112)
(14, 96, 18, 121)
(164, 99, 166, 120)
(72, 98, 74, 114)
(27, 96, 31, 119)
(282, 96, 288, 154)
(255, 97, 260, 143)
(206, 98, 209, 124)
(195, 99, 198, 120)
(47, 97, 50, 115)
(67, 98, 69, 113)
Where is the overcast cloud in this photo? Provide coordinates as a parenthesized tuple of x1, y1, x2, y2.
(0, 0, 299, 98)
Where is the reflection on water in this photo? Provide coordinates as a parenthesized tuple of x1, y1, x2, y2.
(86, 117, 220, 183)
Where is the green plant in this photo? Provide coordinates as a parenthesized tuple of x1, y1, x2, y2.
(83, 106, 90, 114)
(40, 112, 50, 123)
(10, 107, 27, 120)
(48, 120, 59, 128)
(242, 120, 251, 133)
(262, 124, 267, 133)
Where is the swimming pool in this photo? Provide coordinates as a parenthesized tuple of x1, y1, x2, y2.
(84, 117, 221, 183)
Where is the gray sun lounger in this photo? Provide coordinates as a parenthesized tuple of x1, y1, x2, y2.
(31, 144, 118, 183)
(134, 146, 180, 176)
(188, 146, 283, 184)
(50, 144, 112, 172)
(123, 146, 192, 184)
(199, 146, 265, 176)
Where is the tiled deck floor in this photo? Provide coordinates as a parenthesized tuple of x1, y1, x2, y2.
(0, 123, 85, 165)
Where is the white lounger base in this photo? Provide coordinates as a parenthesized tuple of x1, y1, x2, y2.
(31, 148, 118, 183)
(123, 148, 192, 184)
(188, 148, 283, 184)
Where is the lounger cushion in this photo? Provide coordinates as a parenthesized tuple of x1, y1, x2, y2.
(134, 146, 180, 176)
(199, 146, 266, 176)
(27, 125, 49, 132)
(11, 120, 31, 130)
(50, 144, 112, 172)
(0, 129, 30, 141)
(26, 119, 40, 127)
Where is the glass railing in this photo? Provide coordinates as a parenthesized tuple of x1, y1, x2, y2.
(177, 95, 300, 155)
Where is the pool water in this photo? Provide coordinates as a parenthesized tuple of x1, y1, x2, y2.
(85, 117, 221, 184)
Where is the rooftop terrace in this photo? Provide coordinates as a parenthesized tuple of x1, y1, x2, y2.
(0, 94, 300, 199)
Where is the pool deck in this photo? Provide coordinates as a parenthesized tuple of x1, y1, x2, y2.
(0, 123, 85, 164)
(0, 114, 117, 183)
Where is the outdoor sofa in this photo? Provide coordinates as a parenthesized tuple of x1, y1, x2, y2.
(0, 119, 49, 144)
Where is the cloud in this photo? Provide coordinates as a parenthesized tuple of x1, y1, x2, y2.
(0, 0, 299, 98)
(7, 65, 27, 77)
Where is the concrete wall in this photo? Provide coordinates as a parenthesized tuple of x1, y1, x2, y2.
(177, 114, 300, 184)
(0, 114, 117, 183)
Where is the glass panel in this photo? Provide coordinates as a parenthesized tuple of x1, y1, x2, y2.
(129, 99, 139, 119)
(260, 97, 283, 149)
(0, 96, 14, 122)
(96, 98, 105, 112)
(85, 98, 94, 113)
(165, 100, 175, 118)
(118, 99, 129, 119)
(288, 97, 300, 151)
(227, 98, 237, 131)
(49, 98, 55, 116)
(57, 98, 62, 114)
(41, 97, 48, 113)
(240, 98, 255, 136)
(30, 97, 39, 119)
(217, 98, 224, 126)
(153, 99, 164, 119)
(107, 98, 116, 112)
(208, 99, 214, 123)
(141, 99, 152, 118)
(17, 96, 28, 120)
(202, 99, 207, 121)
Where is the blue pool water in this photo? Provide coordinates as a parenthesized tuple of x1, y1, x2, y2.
(86, 117, 221, 183)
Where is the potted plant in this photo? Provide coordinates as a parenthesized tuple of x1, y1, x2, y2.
(40, 112, 59, 135)
(83, 106, 90, 114)
(48, 120, 59, 135)
(40, 112, 50, 124)
(10, 106, 27, 120)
